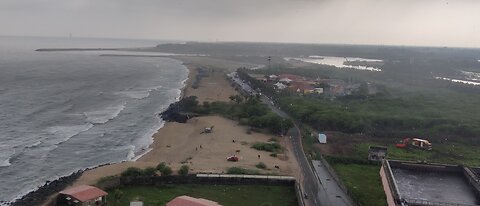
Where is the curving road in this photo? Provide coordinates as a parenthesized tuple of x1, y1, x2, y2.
(230, 72, 352, 206)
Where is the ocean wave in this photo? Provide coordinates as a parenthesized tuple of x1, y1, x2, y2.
(47, 123, 94, 144)
(0, 149, 14, 167)
(115, 85, 163, 100)
(84, 103, 126, 124)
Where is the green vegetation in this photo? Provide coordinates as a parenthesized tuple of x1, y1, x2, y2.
(121, 167, 147, 177)
(159, 166, 173, 176)
(278, 95, 480, 138)
(186, 95, 293, 134)
(226, 167, 260, 175)
(329, 162, 387, 206)
(106, 184, 297, 206)
(356, 142, 480, 166)
(143, 167, 157, 177)
(251, 142, 283, 153)
(178, 165, 190, 176)
(156, 162, 167, 171)
(255, 162, 267, 169)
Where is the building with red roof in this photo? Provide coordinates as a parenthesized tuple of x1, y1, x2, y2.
(166, 195, 222, 206)
(57, 185, 108, 206)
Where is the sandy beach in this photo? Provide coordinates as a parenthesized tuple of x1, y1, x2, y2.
(69, 57, 299, 188)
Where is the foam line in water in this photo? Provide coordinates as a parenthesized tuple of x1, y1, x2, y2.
(83, 103, 126, 124)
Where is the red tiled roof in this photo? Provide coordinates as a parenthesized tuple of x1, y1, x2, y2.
(289, 82, 315, 91)
(166, 195, 222, 206)
(59, 185, 108, 202)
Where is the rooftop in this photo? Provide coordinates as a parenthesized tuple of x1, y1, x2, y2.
(59, 185, 108, 202)
(166, 195, 222, 206)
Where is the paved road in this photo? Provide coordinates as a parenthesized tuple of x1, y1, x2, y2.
(312, 160, 354, 206)
(261, 95, 329, 206)
(230, 72, 351, 206)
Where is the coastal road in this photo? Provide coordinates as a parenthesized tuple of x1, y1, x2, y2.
(230, 72, 351, 206)
(262, 95, 353, 206)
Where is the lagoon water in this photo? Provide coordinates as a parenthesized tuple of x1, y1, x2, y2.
(0, 36, 187, 204)
(285, 56, 383, 72)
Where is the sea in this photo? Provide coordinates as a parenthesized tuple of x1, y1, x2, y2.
(0, 36, 188, 204)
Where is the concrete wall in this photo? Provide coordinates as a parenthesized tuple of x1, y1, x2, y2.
(380, 165, 397, 206)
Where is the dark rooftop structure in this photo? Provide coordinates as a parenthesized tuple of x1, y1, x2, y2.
(368, 146, 387, 161)
(380, 160, 480, 206)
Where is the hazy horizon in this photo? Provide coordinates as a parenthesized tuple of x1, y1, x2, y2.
(1, 0, 480, 48)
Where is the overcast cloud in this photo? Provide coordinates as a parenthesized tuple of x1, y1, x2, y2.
(0, 0, 479, 47)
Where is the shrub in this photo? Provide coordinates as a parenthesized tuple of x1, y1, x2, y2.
(159, 166, 173, 176)
(156, 162, 167, 171)
(143, 167, 157, 176)
(255, 162, 267, 169)
(121, 167, 143, 177)
(178, 165, 190, 176)
(270, 153, 278, 157)
(226, 167, 260, 175)
(251, 142, 282, 153)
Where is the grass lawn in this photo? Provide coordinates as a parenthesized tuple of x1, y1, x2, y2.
(106, 184, 297, 206)
(329, 163, 387, 206)
(356, 142, 480, 166)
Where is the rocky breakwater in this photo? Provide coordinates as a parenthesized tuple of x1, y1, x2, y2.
(160, 96, 199, 123)
(9, 171, 83, 206)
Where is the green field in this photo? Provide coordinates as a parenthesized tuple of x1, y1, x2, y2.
(356, 142, 480, 166)
(329, 163, 387, 206)
(106, 184, 297, 206)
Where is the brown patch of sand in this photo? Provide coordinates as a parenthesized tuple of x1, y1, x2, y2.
(183, 67, 238, 103)
(138, 115, 297, 175)
(66, 56, 299, 194)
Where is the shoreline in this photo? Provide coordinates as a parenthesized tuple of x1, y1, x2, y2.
(9, 59, 192, 206)
(23, 56, 296, 206)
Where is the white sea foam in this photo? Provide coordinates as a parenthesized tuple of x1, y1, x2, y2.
(47, 123, 94, 143)
(0, 157, 11, 167)
(116, 86, 163, 100)
(0, 148, 14, 167)
(84, 103, 126, 124)
(461, 70, 480, 81)
(435, 76, 480, 86)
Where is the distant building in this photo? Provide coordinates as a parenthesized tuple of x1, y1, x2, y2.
(268, 74, 278, 81)
(288, 82, 315, 94)
(279, 78, 293, 84)
(57, 185, 108, 206)
(278, 74, 304, 82)
(314, 88, 324, 94)
(368, 146, 387, 161)
(166, 196, 222, 206)
(274, 82, 287, 90)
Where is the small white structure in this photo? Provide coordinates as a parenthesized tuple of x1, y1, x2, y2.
(268, 74, 278, 80)
(274, 82, 287, 90)
(279, 78, 293, 84)
(318, 133, 327, 144)
(314, 88, 324, 94)
(130, 201, 144, 206)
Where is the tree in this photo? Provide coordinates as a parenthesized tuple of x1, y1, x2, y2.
(229, 95, 244, 104)
(178, 165, 190, 176)
(156, 162, 167, 171)
(143, 167, 157, 176)
(159, 166, 173, 176)
(121, 167, 143, 177)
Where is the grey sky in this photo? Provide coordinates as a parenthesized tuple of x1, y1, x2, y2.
(1, 0, 479, 47)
